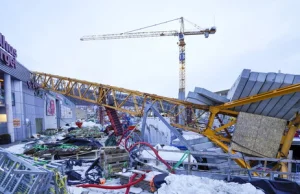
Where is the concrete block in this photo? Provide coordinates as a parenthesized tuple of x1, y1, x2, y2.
(241, 72, 267, 112)
(235, 72, 259, 111)
(192, 142, 215, 151)
(276, 75, 300, 119)
(247, 73, 276, 113)
(194, 87, 229, 104)
(254, 73, 285, 115)
(231, 112, 286, 158)
(227, 69, 251, 101)
(262, 74, 294, 116)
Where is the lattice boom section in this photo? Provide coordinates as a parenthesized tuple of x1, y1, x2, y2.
(32, 72, 212, 128)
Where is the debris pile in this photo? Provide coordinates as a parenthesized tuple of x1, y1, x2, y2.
(68, 126, 104, 138)
(23, 136, 103, 159)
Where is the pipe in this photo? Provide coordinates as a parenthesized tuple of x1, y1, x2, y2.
(117, 128, 131, 146)
(118, 125, 137, 146)
(123, 127, 174, 173)
(128, 141, 174, 173)
(124, 132, 133, 151)
(77, 174, 145, 189)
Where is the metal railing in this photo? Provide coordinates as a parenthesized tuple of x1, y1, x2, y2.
(0, 149, 66, 194)
(139, 149, 300, 183)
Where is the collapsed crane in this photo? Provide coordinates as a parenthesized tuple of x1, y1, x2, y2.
(32, 71, 300, 174)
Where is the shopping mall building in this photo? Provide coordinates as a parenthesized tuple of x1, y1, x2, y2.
(0, 32, 75, 142)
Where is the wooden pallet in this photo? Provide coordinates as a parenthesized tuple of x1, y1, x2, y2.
(38, 149, 102, 161)
(100, 147, 130, 177)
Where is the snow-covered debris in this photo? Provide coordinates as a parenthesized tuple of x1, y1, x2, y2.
(140, 144, 197, 163)
(82, 121, 102, 129)
(158, 174, 264, 194)
(173, 131, 203, 141)
(5, 142, 27, 154)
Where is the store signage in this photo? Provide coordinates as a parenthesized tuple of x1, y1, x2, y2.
(0, 33, 17, 68)
(27, 80, 40, 90)
(13, 118, 21, 128)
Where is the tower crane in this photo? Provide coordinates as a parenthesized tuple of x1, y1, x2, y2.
(80, 17, 216, 101)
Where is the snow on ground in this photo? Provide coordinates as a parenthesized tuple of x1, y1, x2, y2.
(140, 144, 197, 163)
(157, 174, 264, 194)
(5, 142, 29, 154)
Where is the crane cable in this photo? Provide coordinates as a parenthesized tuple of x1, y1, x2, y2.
(123, 17, 181, 34)
(183, 18, 204, 30)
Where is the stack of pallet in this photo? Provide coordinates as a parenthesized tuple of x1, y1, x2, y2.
(99, 146, 130, 177)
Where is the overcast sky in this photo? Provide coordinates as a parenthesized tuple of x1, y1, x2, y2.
(1, 0, 300, 98)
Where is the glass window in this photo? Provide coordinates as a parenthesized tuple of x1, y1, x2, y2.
(11, 92, 15, 106)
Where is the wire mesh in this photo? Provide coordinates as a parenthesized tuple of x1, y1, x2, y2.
(0, 150, 65, 194)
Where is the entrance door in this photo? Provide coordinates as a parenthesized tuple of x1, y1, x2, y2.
(35, 118, 43, 134)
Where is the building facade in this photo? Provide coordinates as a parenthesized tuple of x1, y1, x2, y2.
(0, 32, 75, 142)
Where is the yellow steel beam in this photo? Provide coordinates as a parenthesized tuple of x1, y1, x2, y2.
(280, 135, 286, 144)
(207, 107, 219, 130)
(218, 109, 239, 116)
(33, 71, 219, 132)
(280, 125, 298, 158)
(33, 71, 209, 110)
(171, 123, 202, 134)
(280, 114, 300, 157)
(216, 83, 300, 110)
(277, 114, 300, 175)
(214, 120, 236, 133)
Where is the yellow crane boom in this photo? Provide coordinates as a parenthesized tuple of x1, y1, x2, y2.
(32, 71, 300, 172)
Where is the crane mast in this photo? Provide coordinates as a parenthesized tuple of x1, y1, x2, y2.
(178, 17, 186, 101)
